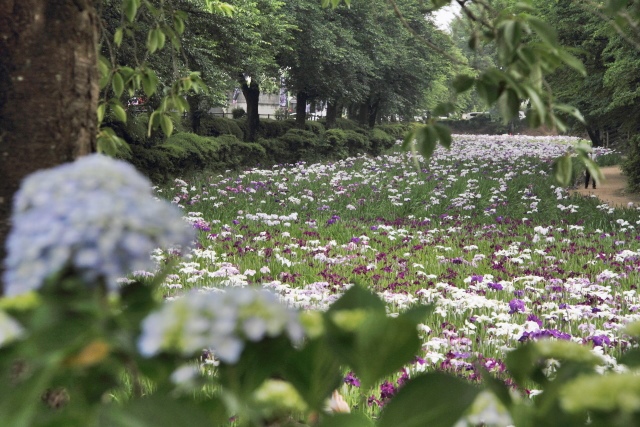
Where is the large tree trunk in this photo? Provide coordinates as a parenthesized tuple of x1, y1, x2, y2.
(368, 99, 380, 129)
(295, 91, 308, 130)
(0, 0, 99, 289)
(358, 103, 369, 128)
(325, 99, 338, 129)
(240, 78, 260, 142)
(186, 94, 202, 134)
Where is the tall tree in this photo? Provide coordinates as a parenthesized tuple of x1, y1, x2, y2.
(0, 0, 99, 276)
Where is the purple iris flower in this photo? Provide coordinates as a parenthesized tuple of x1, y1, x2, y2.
(488, 282, 503, 291)
(344, 371, 360, 387)
(509, 299, 526, 314)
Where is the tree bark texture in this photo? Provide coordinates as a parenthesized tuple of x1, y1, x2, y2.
(325, 99, 338, 129)
(240, 79, 260, 142)
(0, 0, 99, 288)
(295, 91, 308, 129)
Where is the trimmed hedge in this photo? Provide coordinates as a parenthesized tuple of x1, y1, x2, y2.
(375, 123, 409, 140)
(199, 116, 244, 140)
(217, 135, 266, 168)
(369, 128, 396, 156)
(119, 116, 403, 182)
(344, 130, 371, 156)
(324, 129, 349, 160)
(257, 138, 295, 165)
(259, 119, 295, 139)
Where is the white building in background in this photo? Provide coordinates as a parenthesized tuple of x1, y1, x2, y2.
(208, 92, 283, 119)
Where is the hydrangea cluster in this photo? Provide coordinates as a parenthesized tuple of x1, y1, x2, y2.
(3, 155, 194, 296)
(138, 287, 304, 363)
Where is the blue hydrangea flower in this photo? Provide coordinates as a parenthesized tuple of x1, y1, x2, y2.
(3, 155, 194, 296)
(138, 287, 304, 364)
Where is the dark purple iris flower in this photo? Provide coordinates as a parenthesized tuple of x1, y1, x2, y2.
(589, 335, 611, 347)
(379, 381, 397, 401)
(344, 371, 360, 387)
(488, 282, 503, 291)
(509, 298, 526, 314)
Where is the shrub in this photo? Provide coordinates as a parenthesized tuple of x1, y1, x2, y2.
(323, 129, 349, 160)
(126, 144, 174, 182)
(375, 123, 408, 140)
(343, 129, 370, 156)
(368, 128, 396, 156)
(158, 132, 220, 174)
(235, 118, 248, 140)
(199, 116, 244, 140)
(257, 137, 296, 165)
(304, 121, 325, 136)
(232, 107, 246, 119)
(258, 119, 294, 139)
(278, 129, 332, 163)
(623, 135, 640, 192)
(334, 118, 363, 131)
(217, 135, 267, 168)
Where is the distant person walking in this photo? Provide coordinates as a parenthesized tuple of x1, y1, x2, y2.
(585, 150, 597, 189)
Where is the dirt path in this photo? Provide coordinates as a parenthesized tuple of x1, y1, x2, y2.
(570, 166, 640, 207)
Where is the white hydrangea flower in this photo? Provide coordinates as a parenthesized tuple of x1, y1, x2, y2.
(138, 287, 304, 364)
(3, 155, 194, 296)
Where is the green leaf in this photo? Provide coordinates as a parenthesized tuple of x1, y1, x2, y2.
(433, 124, 452, 149)
(326, 283, 386, 314)
(114, 28, 123, 47)
(433, 102, 455, 117)
(147, 29, 159, 53)
(218, 336, 294, 398)
(619, 348, 640, 367)
(475, 78, 500, 106)
(584, 157, 604, 183)
(526, 15, 558, 46)
(476, 366, 513, 409)
(173, 15, 185, 35)
(112, 103, 127, 123)
(160, 115, 173, 136)
(281, 339, 342, 410)
(141, 69, 159, 96)
(123, 0, 138, 22)
(401, 128, 416, 152)
(112, 72, 124, 98)
(148, 111, 160, 136)
(498, 89, 520, 122)
(418, 125, 439, 160)
(326, 313, 423, 390)
(452, 75, 475, 93)
(99, 396, 225, 426)
(156, 28, 166, 51)
(318, 413, 374, 427)
(378, 373, 481, 427)
(398, 304, 434, 325)
(556, 49, 586, 76)
(524, 85, 547, 124)
(554, 103, 585, 124)
(552, 154, 573, 187)
(503, 20, 522, 51)
(97, 103, 106, 124)
(324, 287, 428, 390)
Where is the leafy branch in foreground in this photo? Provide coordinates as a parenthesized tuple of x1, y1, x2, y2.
(95, 0, 233, 154)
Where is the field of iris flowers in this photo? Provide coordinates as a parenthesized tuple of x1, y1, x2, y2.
(149, 134, 640, 408)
